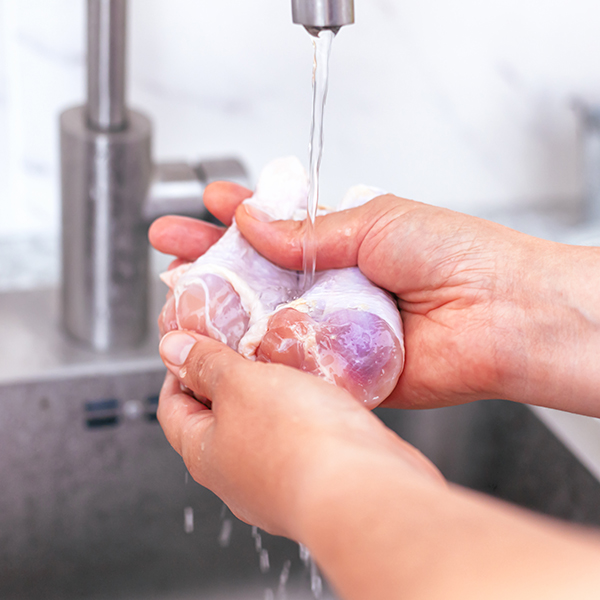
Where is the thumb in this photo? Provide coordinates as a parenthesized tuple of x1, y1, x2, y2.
(235, 193, 405, 271)
(159, 330, 248, 404)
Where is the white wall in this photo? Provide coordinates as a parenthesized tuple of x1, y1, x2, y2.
(1, 0, 600, 283)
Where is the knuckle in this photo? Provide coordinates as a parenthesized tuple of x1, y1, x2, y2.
(184, 342, 231, 398)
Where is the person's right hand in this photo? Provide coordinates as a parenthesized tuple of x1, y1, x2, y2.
(233, 192, 600, 415)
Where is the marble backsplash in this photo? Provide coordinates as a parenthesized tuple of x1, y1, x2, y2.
(1, 0, 600, 288)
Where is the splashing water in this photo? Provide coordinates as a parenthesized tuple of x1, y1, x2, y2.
(218, 518, 233, 548)
(252, 525, 262, 551)
(276, 559, 292, 600)
(251, 526, 270, 573)
(183, 506, 194, 534)
(299, 542, 310, 567)
(310, 557, 323, 599)
(259, 548, 270, 574)
(302, 29, 336, 291)
(299, 543, 323, 598)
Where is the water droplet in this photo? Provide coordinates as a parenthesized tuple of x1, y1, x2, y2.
(259, 548, 270, 573)
(218, 518, 233, 548)
(299, 542, 310, 567)
(183, 506, 194, 534)
(279, 559, 291, 586)
(276, 559, 292, 599)
(310, 558, 323, 598)
(252, 526, 262, 552)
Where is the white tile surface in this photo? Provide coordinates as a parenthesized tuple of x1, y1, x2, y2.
(2, 0, 600, 244)
(0, 0, 84, 236)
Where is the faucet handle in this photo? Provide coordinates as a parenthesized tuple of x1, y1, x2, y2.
(143, 158, 249, 223)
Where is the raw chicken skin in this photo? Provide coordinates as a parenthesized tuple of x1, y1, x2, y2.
(158, 290, 177, 337)
(160, 157, 405, 408)
(176, 274, 249, 349)
(160, 157, 308, 349)
(249, 267, 404, 408)
(257, 308, 402, 407)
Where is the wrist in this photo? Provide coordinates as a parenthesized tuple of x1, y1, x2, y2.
(498, 239, 600, 415)
(289, 439, 446, 599)
(288, 433, 443, 544)
(291, 438, 600, 600)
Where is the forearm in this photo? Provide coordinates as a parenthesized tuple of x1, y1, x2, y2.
(501, 240, 600, 415)
(293, 444, 600, 600)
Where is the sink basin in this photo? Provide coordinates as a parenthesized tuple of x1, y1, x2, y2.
(0, 364, 335, 600)
(376, 401, 600, 526)
(1, 286, 599, 599)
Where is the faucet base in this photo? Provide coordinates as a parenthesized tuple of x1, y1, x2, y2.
(60, 106, 153, 351)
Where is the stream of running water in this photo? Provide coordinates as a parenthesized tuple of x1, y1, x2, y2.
(301, 29, 336, 291)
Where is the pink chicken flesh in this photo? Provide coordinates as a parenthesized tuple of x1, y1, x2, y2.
(159, 157, 405, 408)
(257, 307, 403, 406)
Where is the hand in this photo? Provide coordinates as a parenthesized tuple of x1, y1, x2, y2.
(151, 182, 600, 415)
(150, 184, 600, 600)
(157, 330, 442, 536)
(157, 333, 600, 600)
(233, 193, 600, 415)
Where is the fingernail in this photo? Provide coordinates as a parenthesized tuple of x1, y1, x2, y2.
(160, 331, 197, 366)
(243, 204, 273, 223)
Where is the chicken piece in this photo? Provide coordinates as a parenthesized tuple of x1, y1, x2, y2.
(243, 267, 404, 409)
(160, 157, 307, 349)
(160, 158, 404, 407)
(158, 289, 178, 337)
(237, 184, 404, 408)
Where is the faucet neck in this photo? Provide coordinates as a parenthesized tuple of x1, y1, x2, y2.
(87, 0, 128, 132)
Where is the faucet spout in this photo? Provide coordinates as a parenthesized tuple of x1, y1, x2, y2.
(291, 0, 354, 36)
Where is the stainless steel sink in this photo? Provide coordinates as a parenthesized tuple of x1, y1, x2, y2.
(0, 286, 336, 600)
(376, 401, 600, 526)
(1, 286, 599, 599)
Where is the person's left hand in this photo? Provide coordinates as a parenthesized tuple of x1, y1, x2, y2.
(158, 330, 443, 538)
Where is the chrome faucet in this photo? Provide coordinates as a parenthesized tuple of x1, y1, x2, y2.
(292, 0, 355, 36)
(60, 0, 246, 352)
(578, 103, 600, 224)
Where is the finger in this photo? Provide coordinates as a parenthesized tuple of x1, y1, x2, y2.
(168, 257, 189, 270)
(157, 372, 212, 456)
(235, 193, 414, 271)
(159, 330, 249, 403)
(203, 181, 253, 226)
(149, 215, 225, 261)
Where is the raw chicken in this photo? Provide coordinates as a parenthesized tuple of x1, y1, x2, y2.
(240, 185, 404, 408)
(160, 158, 405, 408)
(160, 157, 308, 349)
(247, 270, 403, 408)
